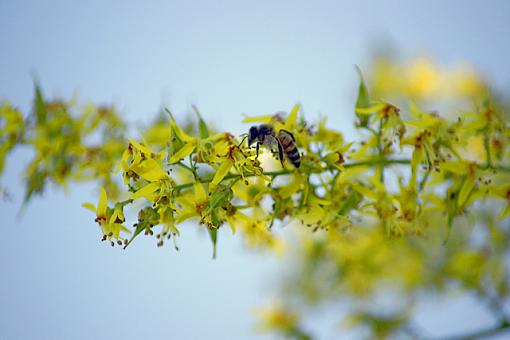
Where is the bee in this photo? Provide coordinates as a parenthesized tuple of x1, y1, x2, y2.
(247, 124, 301, 168)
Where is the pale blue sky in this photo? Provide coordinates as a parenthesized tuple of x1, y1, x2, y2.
(1, 1, 510, 339)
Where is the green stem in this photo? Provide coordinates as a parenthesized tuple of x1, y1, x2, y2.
(118, 198, 134, 206)
(483, 129, 493, 168)
(419, 149, 432, 191)
(377, 119, 385, 183)
(173, 157, 510, 192)
(174, 158, 411, 191)
(176, 161, 196, 177)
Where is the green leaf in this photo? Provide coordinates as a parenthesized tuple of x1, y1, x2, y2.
(209, 228, 217, 259)
(124, 206, 158, 249)
(355, 66, 370, 108)
(354, 66, 371, 127)
(192, 105, 209, 139)
(443, 215, 453, 245)
(209, 185, 233, 211)
(34, 83, 47, 123)
(164, 107, 175, 120)
(124, 222, 146, 249)
(337, 191, 362, 215)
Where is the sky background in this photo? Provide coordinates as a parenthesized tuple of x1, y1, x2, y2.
(1, 1, 510, 339)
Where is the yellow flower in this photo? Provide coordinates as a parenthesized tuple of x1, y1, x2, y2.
(82, 187, 130, 240)
(131, 176, 176, 206)
(175, 181, 209, 224)
(210, 142, 268, 190)
(118, 138, 168, 183)
(256, 302, 298, 333)
(226, 208, 283, 253)
(0, 101, 25, 173)
(168, 119, 198, 163)
(405, 58, 442, 97)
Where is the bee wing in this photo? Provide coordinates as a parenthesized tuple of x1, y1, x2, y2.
(276, 139, 285, 166)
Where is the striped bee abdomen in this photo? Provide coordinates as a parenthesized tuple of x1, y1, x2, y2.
(278, 130, 300, 168)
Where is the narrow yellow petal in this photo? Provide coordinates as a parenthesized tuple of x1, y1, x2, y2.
(130, 159, 168, 181)
(226, 216, 236, 234)
(170, 120, 195, 142)
(168, 144, 196, 164)
(458, 175, 477, 207)
(111, 223, 122, 239)
(81, 203, 97, 213)
(208, 132, 228, 141)
(176, 194, 195, 209)
(176, 209, 197, 224)
(500, 204, 510, 219)
(98, 187, 107, 216)
(441, 161, 469, 175)
(109, 210, 120, 225)
(355, 103, 385, 115)
(368, 175, 386, 193)
(131, 182, 160, 202)
(210, 159, 233, 190)
(114, 148, 131, 174)
(352, 183, 379, 200)
(314, 198, 332, 206)
(241, 115, 274, 123)
(128, 138, 155, 155)
(194, 181, 207, 202)
(286, 103, 299, 128)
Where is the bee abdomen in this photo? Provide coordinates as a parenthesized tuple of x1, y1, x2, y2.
(287, 149, 301, 167)
(278, 131, 300, 167)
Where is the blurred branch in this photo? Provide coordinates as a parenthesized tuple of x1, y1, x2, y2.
(425, 290, 510, 340)
(435, 320, 510, 340)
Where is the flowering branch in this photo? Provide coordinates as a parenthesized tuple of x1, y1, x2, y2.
(2, 59, 510, 340)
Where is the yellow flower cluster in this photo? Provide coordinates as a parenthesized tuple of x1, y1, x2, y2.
(1, 85, 126, 203)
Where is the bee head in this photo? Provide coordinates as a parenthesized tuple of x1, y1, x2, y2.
(248, 126, 259, 146)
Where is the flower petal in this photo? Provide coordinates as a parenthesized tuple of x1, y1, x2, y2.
(131, 181, 160, 203)
(193, 181, 207, 202)
(129, 138, 155, 155)
(130, 159, 168, 181)
(97, 187, 107, 216)
(210, 159, 233, 190)
(168, 143, 196, 164)
(285, 103, 299, 129)
(241, 115, 274, 123)
(82, 202, 97, 213)
(170, 120, 195, 143)
(458, 175, 477, 207)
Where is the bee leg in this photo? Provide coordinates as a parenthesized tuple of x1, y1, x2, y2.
(256, 143, 260, 159)
(277, 140, 285, 168)
(238, 135, 248, 148)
